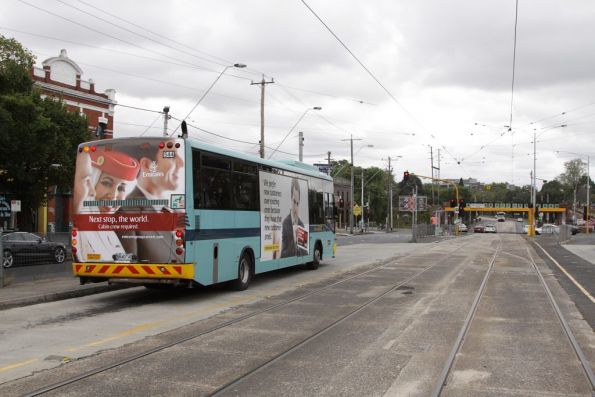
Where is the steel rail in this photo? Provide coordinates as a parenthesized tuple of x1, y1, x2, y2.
(430, 238, 502, 397)
(526, 248, 595, 393)
(210, 259, 447, 396)
(23, 239, 474, 396)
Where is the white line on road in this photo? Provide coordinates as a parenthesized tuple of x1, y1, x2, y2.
(533, 241, 595, 304)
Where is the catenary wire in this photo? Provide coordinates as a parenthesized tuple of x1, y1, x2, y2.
(299, 0, 464, 174)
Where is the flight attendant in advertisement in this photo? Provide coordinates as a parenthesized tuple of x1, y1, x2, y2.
(74, 149, 140, 262)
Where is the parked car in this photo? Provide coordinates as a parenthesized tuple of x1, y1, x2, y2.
(522, 224, 541, 235)
(537, 224, 559, 235)
(517, 217, 524, 222)
(473, 225, 485, 233)
(458, 223, 468, 232)
(1, 232, 67, 268)
(485, 224, 497, 233)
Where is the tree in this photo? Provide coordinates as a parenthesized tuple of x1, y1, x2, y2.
(0, 35, 88, 230)
(557, 158, 586, 217)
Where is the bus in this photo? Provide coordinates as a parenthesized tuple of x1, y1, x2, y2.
(496, 211, 506, 222)
(71, 137, 336, 290)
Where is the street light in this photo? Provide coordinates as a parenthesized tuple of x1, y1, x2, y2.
(529, 124, 567, 235)
(359, 145, 374, 231)
(268, 106, 321, 159)
(556, 150, 591, 233)
(171, 63, 247, 136)
(385, 155, 402, 231)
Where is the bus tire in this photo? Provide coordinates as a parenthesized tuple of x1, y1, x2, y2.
(232, 251, 253, 291)
(306, 242, 322, 270)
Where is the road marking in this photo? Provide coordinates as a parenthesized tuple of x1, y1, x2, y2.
(533, 242, 595, 304)
(0, 358, 39, 373)
(383, 339, 397, 350)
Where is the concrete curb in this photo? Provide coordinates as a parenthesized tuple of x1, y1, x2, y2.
(0, 284, 131, 311)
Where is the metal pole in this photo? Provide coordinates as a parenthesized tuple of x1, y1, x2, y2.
(298, 131, 304, 162)
(350, 135, 354, 234)
(361, 168, 365, 232)
(0, 229, 4, 288)
(587, 155, 591, 234)
(430, 146, 435, 205)
(259, 77, 265, 158)
(327, 151, 331, 176)
(163, 106, 169, 136)
(389, 157, 393, 231)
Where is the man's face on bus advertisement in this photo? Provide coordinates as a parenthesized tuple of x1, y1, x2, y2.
(153, 145, 184, 192)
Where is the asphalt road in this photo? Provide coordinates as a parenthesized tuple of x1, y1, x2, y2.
(1, 234, 592, 396)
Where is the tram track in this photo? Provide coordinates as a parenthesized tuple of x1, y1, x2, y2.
(431, 237, 595, 397)
(19, 238, 477, 397)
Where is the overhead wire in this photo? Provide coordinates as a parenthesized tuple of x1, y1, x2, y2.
(299, 0, 464, 175)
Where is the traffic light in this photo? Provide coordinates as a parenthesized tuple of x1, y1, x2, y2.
(338, 197, 344, 209)
(449, 199, 456, 209)
(584, 206, 588, 221)
(459, 199, 466, 215)
(535, 205, 540, 219)
(403, 171, 410, 182)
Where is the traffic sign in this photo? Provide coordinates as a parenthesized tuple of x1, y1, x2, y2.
(353, 205, 362, 216)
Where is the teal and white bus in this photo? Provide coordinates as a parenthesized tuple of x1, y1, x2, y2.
(72, 136, 336, 290)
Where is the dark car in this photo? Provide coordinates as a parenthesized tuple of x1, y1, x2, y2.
(2, 232, 67, 268)
(473, 225, 485, 233)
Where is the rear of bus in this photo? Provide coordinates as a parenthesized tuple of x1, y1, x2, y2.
(71, 138, 193, 287)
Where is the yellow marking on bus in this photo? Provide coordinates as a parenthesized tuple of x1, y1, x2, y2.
(263, 244, 279, 252)
(0, 358, 39, 373)
(534, 241, 595, 304)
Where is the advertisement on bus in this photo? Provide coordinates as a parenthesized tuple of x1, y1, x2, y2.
(72, 138, 186, 264)
(259, 172, 309, 261)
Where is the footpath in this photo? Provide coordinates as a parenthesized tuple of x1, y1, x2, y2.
(1, 233, 593, 312)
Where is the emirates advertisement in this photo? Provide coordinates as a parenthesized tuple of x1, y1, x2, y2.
(72, 138, 186, 263)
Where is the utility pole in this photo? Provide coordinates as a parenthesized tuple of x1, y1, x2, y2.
(327, 151, 332, 176)
(251, 75, 274, 158)
(163, 106, 170, 137)
(361, 168, 365, 232)
(388, 156, 393, 231)
(298, 131, 304, 161)
(587, 155, 591, 234)
(430, 146, 435, 205)
(341, 135, 362, 234)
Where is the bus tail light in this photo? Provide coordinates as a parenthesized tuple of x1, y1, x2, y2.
(175, 229, 185, 256)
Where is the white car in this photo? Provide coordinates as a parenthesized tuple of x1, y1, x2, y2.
(485, 224, 497, 233)
(538, 224, 559, 234)
(458, 223, 468, 232)
(517, 217, 524, 222)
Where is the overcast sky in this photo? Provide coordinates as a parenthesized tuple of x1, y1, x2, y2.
(3, 0, 594, 187)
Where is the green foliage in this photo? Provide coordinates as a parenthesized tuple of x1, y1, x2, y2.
(0, 35, 35, 95)
(0, 36, 88, 217)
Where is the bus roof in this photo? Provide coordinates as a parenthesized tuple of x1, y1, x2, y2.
(187, 138, 332, 181)
(82, 137, 332, 182)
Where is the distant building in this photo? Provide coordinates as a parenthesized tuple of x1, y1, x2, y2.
(30, 50, 117, 233)
(31, 49, 117, 139)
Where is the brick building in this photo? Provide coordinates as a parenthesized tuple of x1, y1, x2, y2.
(32, 49, 116, 139)
(31, 49, 117, 232)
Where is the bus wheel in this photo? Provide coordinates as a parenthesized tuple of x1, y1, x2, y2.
(306, 243, 322, 270)
(232, 252, 252, 291)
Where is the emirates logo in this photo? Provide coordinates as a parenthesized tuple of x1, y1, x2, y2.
(142, 161, 164, 178)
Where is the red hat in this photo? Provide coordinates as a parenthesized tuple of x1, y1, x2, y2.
(90, 149, 140, 181)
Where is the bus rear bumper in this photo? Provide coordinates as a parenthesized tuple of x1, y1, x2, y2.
(73, 263, 195, 282)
